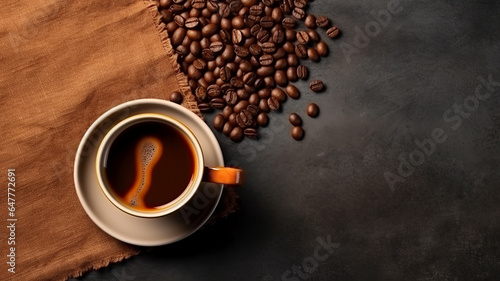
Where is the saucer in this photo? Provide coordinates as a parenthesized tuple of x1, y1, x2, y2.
(74, 99, 224, 246)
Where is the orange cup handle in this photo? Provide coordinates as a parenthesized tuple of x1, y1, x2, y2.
(203, 167, 244, 185)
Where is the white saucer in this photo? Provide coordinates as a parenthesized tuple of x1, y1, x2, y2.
(74, 99, 224, 246)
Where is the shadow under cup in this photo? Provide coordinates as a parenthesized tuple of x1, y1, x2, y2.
(95, 113, 242, 218)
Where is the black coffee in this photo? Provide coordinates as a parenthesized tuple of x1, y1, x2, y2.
(103, 120, 196, 212)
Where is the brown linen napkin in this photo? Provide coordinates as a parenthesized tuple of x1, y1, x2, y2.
(0, 1, 237, 280)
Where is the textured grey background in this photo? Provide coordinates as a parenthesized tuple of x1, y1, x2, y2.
(74, 0, 500, 280)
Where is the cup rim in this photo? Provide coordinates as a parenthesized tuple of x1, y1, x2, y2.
(95, 113, 204, 218)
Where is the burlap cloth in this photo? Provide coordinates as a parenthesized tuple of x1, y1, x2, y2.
(0, 1, 238, 280)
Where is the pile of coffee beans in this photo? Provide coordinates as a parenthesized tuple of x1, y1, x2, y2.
(155, 0, 340, 142)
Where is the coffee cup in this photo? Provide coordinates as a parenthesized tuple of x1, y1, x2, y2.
(95, 113, 243, 218)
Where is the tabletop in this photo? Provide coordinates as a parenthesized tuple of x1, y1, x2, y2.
(73, 1, 500, 280)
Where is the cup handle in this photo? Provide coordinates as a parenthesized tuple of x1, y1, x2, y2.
(203, 167, 244, 185)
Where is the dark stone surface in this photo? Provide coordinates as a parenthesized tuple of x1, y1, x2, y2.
(74, 1, 500, 280)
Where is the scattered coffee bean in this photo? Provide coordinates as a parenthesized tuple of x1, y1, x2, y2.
(326, 26, 340, 38)
(307, 103, 319, 118)
(244, 128, 259, 138)
(310, 80, 325, 92)
(291, 126, 304, 140)
(289, 113, 302, 126)
(213, 114, 225, 131)
(158, 0, 341, 142)
(169, 91, 183, 104)
(257, 112, 269, 126)
(297, 65, 308, 80)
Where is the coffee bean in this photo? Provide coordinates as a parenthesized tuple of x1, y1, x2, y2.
(308, 48, 320, 62)
(234, 100, 249, 113)
(202, 23, 218, 37)
(262, 0, 274, 6)
(260, 16, 274, 28)
(185, 17, 200, 28)
(174, 15, 186, 27)
(220, 66, 232, 82)
(274, 70, 288, 87)
(193, 59, 207, 70)
(210, 97, 226, 109)
(256, 66, 274, 77)
(171, 27, 187, 46)
(202, 48, 216, 61)
(326, 26, 340, 38)
(316, 41, 329, 57)
(282, 17, 296, 29)
(169, 91, 183, 104)
(294, 0, 307, 9)
(257, 29, 270, 42)
(235, 46, 250, 57)
(198, 102, 212, 112)
(207, 84, 221, 97)
(169, 4, 185, 15)
(304, 14, 316, 29)
(295, 43, 307, 59)
(240, 109, 254, 126)
(222, 105, 233, 119)
(247, 104, 259, 116)
(230, 126, 244, 142)
(229, 1, 243, 13)
(316, 16, 330, 28)
(236, 112, 247, 128)
(280, 3, 291, 14)
(250, 5, 263, 16)
(307, 29, 320, 42)
(257, 112, 269, 126)
(244, 128, 258, 138)
(222, 122, 233, 136)
(267, 96, 280, 111)
(291, 126, 304, 140)
(232, 29, 243, 44)
(297, 65, 308, 80)
(271, 88, 287, 102)
(286, 67, 298, 82)
(191, 0, 206, 9)
(310, 80, 325, 92)
(285, 85, 300, 99)
(292, 8, 305, 20)
(272, 29, 285, 44)
(307, 103, 319, 117)
(261, 42, 276, 54)
(296, 31, 310, 44)
(259, 54, 274, 66)
(213, 114, 225, 131)
(289, 113, 302, 126)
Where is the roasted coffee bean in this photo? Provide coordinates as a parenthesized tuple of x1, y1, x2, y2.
(289, 113, 302, 126)
(202, 48, 216, 60)
(222, 122, 233, 136)
(271, 88, 287, 102)
(258, 88, 271, 99)
(235, 46, 250, 57)
(274, 70, 288, 86)
(259, 54, 274, 66)
(250, 5, 263, 15)
(249, 93, 260, 105)
(220, 66, 232, 82)
(169, 4, 185, 14)
(261, 42, 276, 54)
(191, 0, 206, 9)
(297, 65, 308, 80)
(283, 41, 295, 53)
(267, 96, 280, 111)
(230, 126, 244, 142)
(171, 27, 187, 46)
(169, 91, 183, 104)
(243, 72, 257, 85)
(210, 41, 224, 53)
(174, 15, 186, 27)
(304, 14, 316, 29)
(291, 126, 304, 140)
(187, 64, 203, 79)
(185, 17, 199, 28)
(310, 80, 325, 92)
(232, 29, 243, 44)
(280, 3, 291, 15)
(240, 109, 254, 126)
(198, 102, 212, 112)
(249, 44, 262, 56)
(307, 103, 319, 117)
(286, 67, 298, 82)
(257, 112, 269, 126)
(213, 114, 225, 131)
(272, 30, 285, 44)
(296, 31, 310, 44)
(259, 98, 270, 112)
(207, 84, 221, 97)
(222, 105, 233, 119)
(292, 7, 305, 20)
(195, 86, 207, 101)
(326, 26, 340, 38)
(308, 48, 320, 62)
(294, 0, 307, 9)
(193, 59, 207, 70)
(244, 128, 258, 138)
(316, 16, 330, 28)
(224, 90, 238, 105)
(229, 1, 243, 13)
(260, 16, 274, 28)
(257, 29, 270, 42)
(316, 41, 329, 57)
(282, 17, 296, 29)
(256, 66, 274, 77)
(307, 29, 320, 42)
(285, 84, 300, 99)
(231, 77, 244, 88)
(247, 104, 259, 116)
(202, 23, 218, 37)
(210, 97, 226, 109)
(295, 43, 307, 59)
(234, 100, 249, 113)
